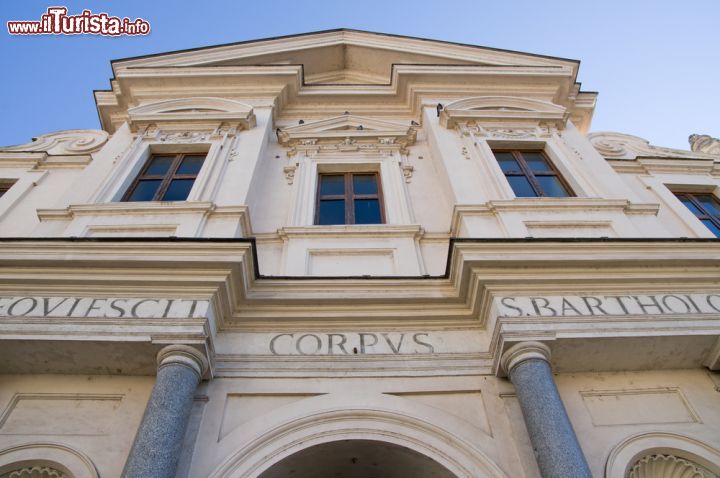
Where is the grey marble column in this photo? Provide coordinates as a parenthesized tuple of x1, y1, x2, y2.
(122, 345, 209, 478)
(501, 342, 592, 478)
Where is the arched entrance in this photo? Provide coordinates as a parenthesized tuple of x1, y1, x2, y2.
(208, 393, 508, 478)
(258, 439, 457, 478)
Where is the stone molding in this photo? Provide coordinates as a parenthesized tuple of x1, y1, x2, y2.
(500, 341, 551, 376)
(127, 97, 256, 133)
(3, 466, 66, 478)
(0, 130, 109, 156)
(588, 132, 717, 161)
(449, 199, 660, 237)
(0, 443, 98, 478)
(606, 432, 720, 478)
(206, 397, 510, 478)
(628, 454, 715, 478)
(96, 30, 594, 131)
(277, 114, 417, 157)
(157, 344, 209, 378)
(440, 96, 568, 129)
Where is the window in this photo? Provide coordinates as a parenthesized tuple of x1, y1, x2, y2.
(315, 172, 384, 225)
(675, 192, 720, 237)
(493, 150, 573, 197)
(0, 180, 16, 198)
(122, 153, 205, 202)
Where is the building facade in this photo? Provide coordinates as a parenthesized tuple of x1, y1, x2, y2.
(0, 30, 719, 478)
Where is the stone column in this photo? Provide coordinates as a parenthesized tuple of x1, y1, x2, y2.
(500, 342, 592, 478)
(122, 345, 209, 478)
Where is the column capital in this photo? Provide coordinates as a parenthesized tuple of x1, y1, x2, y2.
(500, 341, 551, 375)
(156, 344, 209, 378)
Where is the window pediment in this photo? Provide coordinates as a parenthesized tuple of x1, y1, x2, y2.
(127, 97, 256, 132)
(439, 96, 568, 129)
(277, 115, 416, 155)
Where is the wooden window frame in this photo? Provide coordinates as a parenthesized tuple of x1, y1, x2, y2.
(675, 192, 720, 234)
(121, 153, 204, 202)
(494, 149, 574, 198)
(314, 172, 386, 225)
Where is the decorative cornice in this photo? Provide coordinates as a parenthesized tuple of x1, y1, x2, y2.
(589, 132, 717, 161)
(0, 130, 108, 156)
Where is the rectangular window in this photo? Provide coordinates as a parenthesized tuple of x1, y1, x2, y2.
(675, 192, 720, 237)
(0, 180, 17, 198)
(122, 153, 206, 202)
(493, 150, 573, 198)
(315, 172, 384, 225)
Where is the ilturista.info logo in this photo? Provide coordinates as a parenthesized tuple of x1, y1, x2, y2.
(7, 6, 150, 36)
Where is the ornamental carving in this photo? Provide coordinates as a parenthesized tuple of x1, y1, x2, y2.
(2, 466, 66, 478)
(0, 130, 109, 155)
(283, 165, 297, 185)
(689, 134, 720, 155)
(157, 131, 211, 143)
(588, 132, 716, 160)
(629, 454, 717, 478)
(276, 114, 416, 157)
(456, 123, 556, 139)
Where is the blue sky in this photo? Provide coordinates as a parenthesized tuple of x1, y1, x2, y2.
(1, 1, 718, 150)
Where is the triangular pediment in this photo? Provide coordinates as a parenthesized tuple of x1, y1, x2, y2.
(97, 29, 596, 135)
(111, 29, 580, 86)
(277, 114, 415, 145)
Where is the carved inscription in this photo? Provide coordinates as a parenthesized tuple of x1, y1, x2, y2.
(0, 296, 209, 319)
(269, 332, 435, 356)
(497, 294, 720, 317)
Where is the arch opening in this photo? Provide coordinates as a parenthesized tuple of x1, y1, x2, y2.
(258, 439, 458, 478)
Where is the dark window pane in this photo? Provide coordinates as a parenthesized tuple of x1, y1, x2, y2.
(523, 152, 552, 172)
(176, 155, 205, 175)
(697, 195, 720, 216)
(495, 152, 521, 173)
(701, 220, 720, 237)
(318, 200, 345, 225)
(319, 175, 344, 196)
(507, 176, 537, 197)
(536, 176, 570, 197)
(162, 179, 194, 201)
(679, 197, 704, 217)
(354, 199, 382, 224)
(353, 174, 378, 195)
(127, 180, 161, 201)
(145, 156, 174, 176)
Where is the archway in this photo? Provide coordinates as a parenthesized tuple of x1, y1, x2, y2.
(258, 439, 457, 478)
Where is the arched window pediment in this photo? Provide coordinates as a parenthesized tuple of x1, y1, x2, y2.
(439, 96, 568, 129)
(127, 97, 256, 132)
